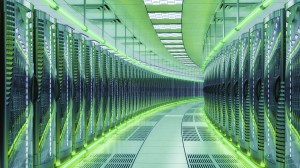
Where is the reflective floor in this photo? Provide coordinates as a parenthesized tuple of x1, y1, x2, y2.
(74, 101, 247, 168)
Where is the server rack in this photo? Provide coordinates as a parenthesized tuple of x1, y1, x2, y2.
(72, 33, 86, 151)
(56, 24, 73, 163)
(84, 40, 96, 143)
(100, 48, 108, 132)
(3, 1, 34, 167)
(285, 1, 300, 166)
(263, 9, 286, 167)
(110, 53, 117, 127)
(249, 23, 265, 163)
(224, 45, 232, 137)
(230, 39, 239, 144)
(94, 44, 102, 136)
(33, 10, 56, 167)
(239, 32, 250, 153)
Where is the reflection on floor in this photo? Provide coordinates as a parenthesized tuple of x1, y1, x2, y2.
(75, 101, 247, 168)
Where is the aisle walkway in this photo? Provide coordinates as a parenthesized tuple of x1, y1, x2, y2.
(74, 101, 247, 168)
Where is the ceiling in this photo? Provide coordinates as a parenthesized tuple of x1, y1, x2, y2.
(33, 0, 267, 80)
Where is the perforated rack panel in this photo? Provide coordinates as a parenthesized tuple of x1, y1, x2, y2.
(249, 23, 265, 163)
(263, 9, 286, 167)
(285, 1, 300, 166)
(33, 10, 56, 167)
(239, 32, 251, 153)
(56, 23, 73, 162)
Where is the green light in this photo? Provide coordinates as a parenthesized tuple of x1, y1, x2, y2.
(236, 7, 262, 31)
(43, 0, 58, 9)
(57, 7, 88, 31)
(202, 0, 274, 70)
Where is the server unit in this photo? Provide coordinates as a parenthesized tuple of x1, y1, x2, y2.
(249, 23, 265, 163)
(56, 24, 73, 163)
(4, 1, 34, 167)
(224, 45, 232, 137)
(239, 32, 250, 153)
(100, 49, 108, 132)
(230, 39, 239, 144)
(72, 33, 85, 151)
(264, 9, 286, 167)
(84, 40, 95, 143)
(94, 44, 103, 136)
(285, 1, 300, 166)
(33, 10, 56, 167)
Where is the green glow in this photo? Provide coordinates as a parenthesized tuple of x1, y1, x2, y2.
(204, 111, 262, 168)
(43, 0, 58, 9)
(42, 0, 200, 82)
(59, 98, 202, 168)
(202, 0, 274, 70)
(8, 109, 32, 158)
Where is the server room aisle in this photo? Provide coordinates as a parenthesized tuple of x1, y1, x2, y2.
(73, 100, 247, 168)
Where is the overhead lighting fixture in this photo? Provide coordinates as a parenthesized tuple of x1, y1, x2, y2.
(144, 0, 183, 5)
(148, 12, 182, 19)
(172, 54, 187, 56)
(161, 40, 183, 44)
(165, 45, 184, 48)
(173, 56, 188, 58)
(171, 52, 186, 54)
(168, 49, 185, 52)
(158, 33, 182, 38)
(153, 24, 181, 30)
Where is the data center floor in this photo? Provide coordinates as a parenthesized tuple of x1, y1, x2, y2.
(73, 101, 247, 168)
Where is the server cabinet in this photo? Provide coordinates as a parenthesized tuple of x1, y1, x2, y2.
(0, 1, 6, 166)
(84, 41, 95, 143)
(264, 9, 286, 167)
(94, 44, 102, 136)
(3, 1, 34, 167)
(106, 53, 113, 128)
(285, 1, 300, 166)
(224, 45, 232, 137)
(33, 10, 56, 167)
(239, 32, 250, 153)
(56, 24, 73, 163)
(111, 54, 117, 127)
(230, 40, 239, 144)
(118, 59, 125, 122)
(249, 23, 265, 163)
(218, 51, 225, 131)
(72, 33, 85, 151)
(100, 49, 108, 132)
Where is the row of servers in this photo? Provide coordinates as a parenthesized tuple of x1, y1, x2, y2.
(0, 0, 202, 167)
(204, 1, 300, 168)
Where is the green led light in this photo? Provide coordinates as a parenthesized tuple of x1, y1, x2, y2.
(236, 7, 262, 31)
(57, 7, 88, 31)
(202, 0, 274, 70)
(43, 0, 58, 9)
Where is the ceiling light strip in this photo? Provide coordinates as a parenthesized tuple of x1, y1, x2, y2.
(202, 0, 274, 71)
(148, 12, 182, 19)
(144, 0, 183, 5)
(42, 0, 201, 82)
(153, 24, 181, 30)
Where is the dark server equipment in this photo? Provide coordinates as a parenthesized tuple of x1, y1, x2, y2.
(84, 40, 96, 143)
(94, 44, 103, 136)
(263, 9, 286, 168)
(100, 49, 108, 132)
(4, 1, 34, 167)
(239, 32, 251, 153)
(56, 23, 73, 163)
(33, 10, 56, 167)
(72, 33, 86, 151)
(224, 45, 232, 137)
(285, 1, 300, 166)
(249, 22, 265, 163)
(230, 39, 239, 144)
(220, 51, 226, 132)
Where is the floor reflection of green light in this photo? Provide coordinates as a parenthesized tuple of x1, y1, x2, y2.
(59, 97, 202, 168)
(203, 107, 263, 168)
